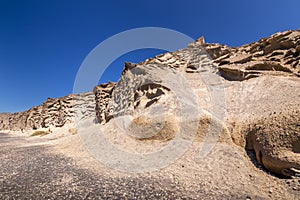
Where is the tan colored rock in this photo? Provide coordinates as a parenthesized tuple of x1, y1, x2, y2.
(246, 109, 300, 176)
(204, 29, 300, 80)
(0, 92, 95, 131)
(93, 82, 115, 124)
(1, 30, 300, 178)
(224, 73, 300, 176)
(92, 30, 300, 176)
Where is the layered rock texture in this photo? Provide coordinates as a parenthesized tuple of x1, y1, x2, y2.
(0, 92, 95, 131)
(0, 30, 299, 177)
(93, 82, 115, 124)
(205, 30, 300, 80)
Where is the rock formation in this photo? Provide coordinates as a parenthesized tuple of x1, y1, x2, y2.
(0, 92, 95, 131)
(93, 82, 115, 124)
(0, 29, 299, 177)
(204, 30, 300, 80)
(91, 29, 300, 176)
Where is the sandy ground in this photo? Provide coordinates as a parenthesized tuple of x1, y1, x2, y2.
(0, 129, 299, 200)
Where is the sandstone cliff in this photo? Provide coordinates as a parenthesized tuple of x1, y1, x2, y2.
(205, 30, 300, 80)
(0, 30, 299, 177)
(0, 92, 95, 131)
(92, 29, 300, 176)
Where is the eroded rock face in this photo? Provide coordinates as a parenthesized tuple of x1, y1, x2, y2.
(93, 82, 115, 124)
(247, 110, 300, 177)
(0, 92, 95, 131)
(204, 31, 300, 176)
(204, 29, 300, 81)
(91, 30, 300, 176)
(1, 30, 299, 177)
(224, 75, 300, 177)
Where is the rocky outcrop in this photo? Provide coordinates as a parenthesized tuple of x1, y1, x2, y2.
(1, 30, 299, 177)
(0, 92, 95, 131)
(224, 74, 300, 177)
(91, 39, 216, 127)
(247, 109, 300, 176)
(204, 29, 300, 80)
(91, 30, 300, 176)
(93, 82, 115, 124)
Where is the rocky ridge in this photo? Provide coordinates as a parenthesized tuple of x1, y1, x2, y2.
(0, 30, 299, 178)
(0, 92, 95, 131)
(205, 30, 300, 80)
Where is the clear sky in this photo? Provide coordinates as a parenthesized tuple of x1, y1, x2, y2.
(0, 0, 300, 113)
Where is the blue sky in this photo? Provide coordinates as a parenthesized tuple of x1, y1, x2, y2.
(0, 0, 299, 112)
